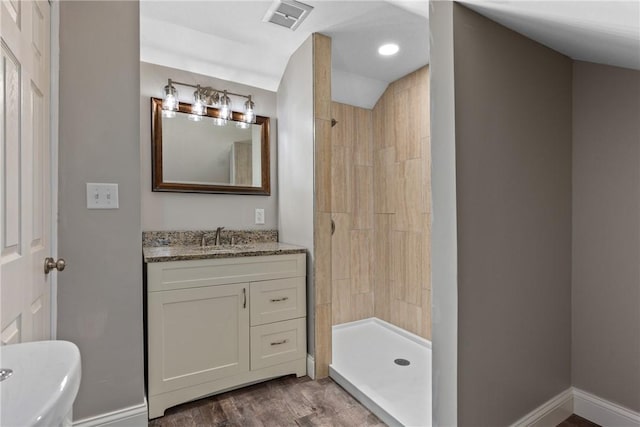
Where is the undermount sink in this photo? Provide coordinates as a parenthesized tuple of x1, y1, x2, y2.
(0, 340, 81, 427)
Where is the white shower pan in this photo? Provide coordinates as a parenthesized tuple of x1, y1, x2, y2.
(330, 318, 432, 427)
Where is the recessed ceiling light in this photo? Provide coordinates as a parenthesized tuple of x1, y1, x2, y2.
(378, 43, 399, 56)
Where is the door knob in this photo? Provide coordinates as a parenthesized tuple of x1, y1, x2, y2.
(44, 257, 66, 274)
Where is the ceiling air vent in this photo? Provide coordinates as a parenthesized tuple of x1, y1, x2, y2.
(263, 0, 314, 31)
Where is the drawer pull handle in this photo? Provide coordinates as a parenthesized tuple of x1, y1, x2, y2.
(270, 297, 289, 303)
(270, 339, 288, 346)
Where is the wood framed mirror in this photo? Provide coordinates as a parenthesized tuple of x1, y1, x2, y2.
(151, 97, 270, 195)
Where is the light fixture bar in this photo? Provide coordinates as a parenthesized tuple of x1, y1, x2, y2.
(167, 80, 251, 101)
(162, 79, 257, 124)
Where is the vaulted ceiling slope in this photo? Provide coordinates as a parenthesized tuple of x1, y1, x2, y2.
(459, 0, 640, 71)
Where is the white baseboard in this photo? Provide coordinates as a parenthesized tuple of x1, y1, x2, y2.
(510, 387, 640, 427)
(573, 388, 640, 427)
(510, 388, 573, 427)
(73, 399, 147, 427)
(307, 354, 315, 380)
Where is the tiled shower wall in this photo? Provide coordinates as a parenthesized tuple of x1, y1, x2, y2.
(331, 66, 431, 340)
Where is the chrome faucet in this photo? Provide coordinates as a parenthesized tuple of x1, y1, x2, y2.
(214, 226, 225, 246)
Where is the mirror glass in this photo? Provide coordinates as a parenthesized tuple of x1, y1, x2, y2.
(151, 97, 270, 195)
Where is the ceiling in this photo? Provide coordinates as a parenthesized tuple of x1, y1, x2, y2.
(460, 0, 640, 71)
(140, 0, 429, 108)
(140, 1, 639, 109)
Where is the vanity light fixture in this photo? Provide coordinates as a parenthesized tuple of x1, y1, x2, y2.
(189, 85, 206, 121)
(244, 96, 255, 124)
(378, 43, 399, 56)
(162, 79, 179, 118)
(160, 79, 256, 124)
(219, 91, 232, 121)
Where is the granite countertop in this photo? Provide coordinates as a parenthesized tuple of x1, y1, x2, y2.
(143, 242, 307, 263)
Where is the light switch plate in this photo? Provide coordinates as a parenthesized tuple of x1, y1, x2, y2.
(255, 208, 265, 225)
(87, 183, 119, 209)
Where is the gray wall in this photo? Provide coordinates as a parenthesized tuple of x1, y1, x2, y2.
(140, 62, 278, 231)
(58, 1, 145, 420)
(452, 5, 573, 425)
(572, 61, 640, 412)
(276, 37, 315, 354)
(429, 2, 459, 425)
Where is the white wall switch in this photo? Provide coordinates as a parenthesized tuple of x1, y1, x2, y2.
(255, 208, 265, 225)
(86, 183, 119, 209)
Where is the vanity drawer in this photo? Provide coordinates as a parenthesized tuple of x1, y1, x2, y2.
(250, 277, 305, 326)
(250, 318, 306, 370)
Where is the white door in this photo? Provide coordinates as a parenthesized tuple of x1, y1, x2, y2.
(1, 0, 53, 344)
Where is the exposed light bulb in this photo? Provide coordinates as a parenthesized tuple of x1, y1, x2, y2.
(219, 91, 232, 120)
(191, 86, 206, 116)
(243, 97, 255, 124)
(212, 118, 227, 126)
(236, 121, 251, 129)
(162, 80, 179, 112)
(188, 114, 202, 122)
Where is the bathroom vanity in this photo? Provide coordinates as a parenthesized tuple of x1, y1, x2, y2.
(143, 232, 307, 419)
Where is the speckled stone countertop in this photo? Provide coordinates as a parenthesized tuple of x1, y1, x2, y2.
(142, 230, 306, 263)
(143, 242, 306, 263)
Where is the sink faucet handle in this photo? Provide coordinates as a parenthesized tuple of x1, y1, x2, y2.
(214, 227, 225, 246)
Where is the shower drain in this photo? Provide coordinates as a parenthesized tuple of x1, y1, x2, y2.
(394, 358, 410, 366)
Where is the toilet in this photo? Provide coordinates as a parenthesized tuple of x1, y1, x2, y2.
(0, 340, 81, 427)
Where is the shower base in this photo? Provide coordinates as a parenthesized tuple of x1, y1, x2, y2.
(329, 318, 431, 427)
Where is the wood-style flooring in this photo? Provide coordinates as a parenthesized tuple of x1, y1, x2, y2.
(557, 414, 601, 427)
(148, 375, 385, 427)
(148, 375, 602, 427)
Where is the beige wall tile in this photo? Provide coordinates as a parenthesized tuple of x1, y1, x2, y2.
(393, 158, 427, 231)
(332, 102, 355, 148)
(390, 231, 422, 306)
(352, 166, 373, 230)
(422, 288, 432, 340)
(331, 213, 351, 280)
(353, 292, 374, 320)
(331, 144, 352, 213)
(332, 279, 352, 325)
(383, 91, 396, 150)
(354, 107, 373, 166)
(325, 67, 431, 342)
(422, 137, 432, 214)
(374, 147, 396, 214)
(422, 214, 432, 290)
(390, 232, 407, 301)
(374, 214, 391, 322)
(392, 68, 418, 94)
(394, 89, 421, 161)
(315, 118, 332, 212)
(418, 66, 430, 139)
(314, 212, 332, 306)
(372, 96, 388, 151)
(314, 303, 332, 378)
(313, 34, 331, 121)
(350, 230, 373, 294)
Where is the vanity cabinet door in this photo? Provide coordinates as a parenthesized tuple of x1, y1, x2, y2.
(148, 283, 249, 395)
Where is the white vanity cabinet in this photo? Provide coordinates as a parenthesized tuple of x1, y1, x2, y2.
(146, 253, 306, 419)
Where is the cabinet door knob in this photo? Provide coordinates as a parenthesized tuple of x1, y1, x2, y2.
(44, 257, 66, 274)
